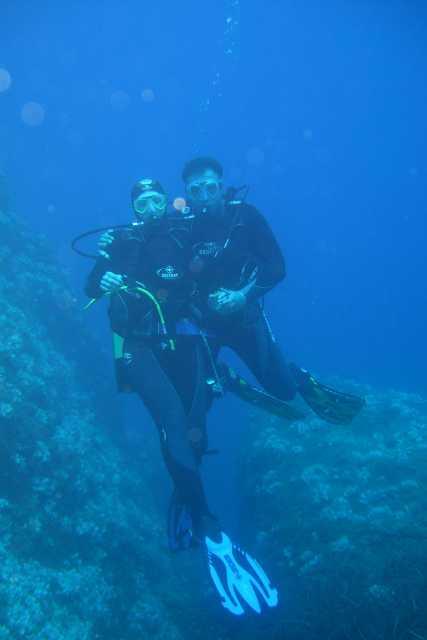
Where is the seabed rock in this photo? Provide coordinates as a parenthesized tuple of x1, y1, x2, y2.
(238, 382, 427, 639)
(0, 198, 185, 639)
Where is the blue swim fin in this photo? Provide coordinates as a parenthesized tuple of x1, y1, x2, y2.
(205, 532, 278, 615)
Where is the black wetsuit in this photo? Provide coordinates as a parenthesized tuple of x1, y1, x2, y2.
(85, 216, 213, 530)
(84, 201, 296, 538)
(188, 199, 297, 401)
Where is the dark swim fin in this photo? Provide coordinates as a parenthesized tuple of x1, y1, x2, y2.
(290, 365, 365, 425)
(167, 491, 199, 552)
(218, 363, 364, 425)
(219, 365, 305, 422)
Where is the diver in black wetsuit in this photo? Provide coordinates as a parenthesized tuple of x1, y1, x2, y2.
(181, 156, 364, 427)
(85, 178, 220, 544)
(182, 156, 299, 402)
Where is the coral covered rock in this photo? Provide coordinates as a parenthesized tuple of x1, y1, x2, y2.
(238, 381, 427, 639)
(0, 204, 184, 639)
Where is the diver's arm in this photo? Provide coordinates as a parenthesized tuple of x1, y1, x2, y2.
(207, 206, 285, 315)
(84, 232, 124, 298)
(241, 205, 286, 302)
(85, 256, 112, 298)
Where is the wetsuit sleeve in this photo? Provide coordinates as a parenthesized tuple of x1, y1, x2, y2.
(85, 256, 112, 299)
(241, 205, 286, 301)
(84, 233, 125, 299)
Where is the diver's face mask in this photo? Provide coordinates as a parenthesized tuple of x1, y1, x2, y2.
(133, 191, 167, 221)
(186, 178, 222, 202)
(185, 170, 223, 214)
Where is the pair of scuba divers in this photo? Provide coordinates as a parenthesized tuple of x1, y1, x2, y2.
(79, 156, 364, 616)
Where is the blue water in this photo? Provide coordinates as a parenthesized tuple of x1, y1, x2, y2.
(2, 2, 426, 393)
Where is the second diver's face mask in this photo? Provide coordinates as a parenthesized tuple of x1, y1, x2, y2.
(185, 169, 224, 215)
(133, 191, 168, 221)
(186, 178, 222, 202)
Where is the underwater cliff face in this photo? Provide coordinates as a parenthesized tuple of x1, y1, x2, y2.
(0, 200, 185, 639)
(237, 381, 427, 640)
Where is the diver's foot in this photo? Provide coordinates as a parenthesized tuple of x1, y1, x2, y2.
(288, 362, 311, 391)
(205, 532, 279, 616)
(167, 491, 198, 552)
(200, 514, 223, 543)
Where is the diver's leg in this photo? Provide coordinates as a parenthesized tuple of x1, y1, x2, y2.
(227, 315, 364, 424)
(166, 338, 223, 543)
(186, 338, 220, 461)
(227, 309, 297, 401)
(164, 338, 212, 463)
(124, 340, 211, 528)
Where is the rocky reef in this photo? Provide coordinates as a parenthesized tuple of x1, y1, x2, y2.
(237, 379, 427, 639)
(0, 188, 185, 639)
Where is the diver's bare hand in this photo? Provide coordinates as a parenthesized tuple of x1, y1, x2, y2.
(208, 288, 246, 315)
(100, 271, 125, 293)
(98, 229, 114, 258)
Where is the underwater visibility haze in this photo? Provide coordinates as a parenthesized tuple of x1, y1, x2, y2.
(0, 2, 426, 639)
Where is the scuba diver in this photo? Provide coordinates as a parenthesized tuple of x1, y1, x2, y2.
(181, 156, 365, 426)
(85, 178, 218, 537)
(83, 177, 279, 616)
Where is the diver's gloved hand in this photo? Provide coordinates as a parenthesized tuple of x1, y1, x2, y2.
(98, 229, 114, 259)
(208, 288, 246, 315)
(100, 271, 125, 293)
(205, 531, 279, 616)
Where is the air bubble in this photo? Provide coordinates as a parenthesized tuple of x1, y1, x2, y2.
(141, 88, 155, 103)
(0, 68, 12, 93)
(21, 102, 45, 126)
(173, 197, 187, 211)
